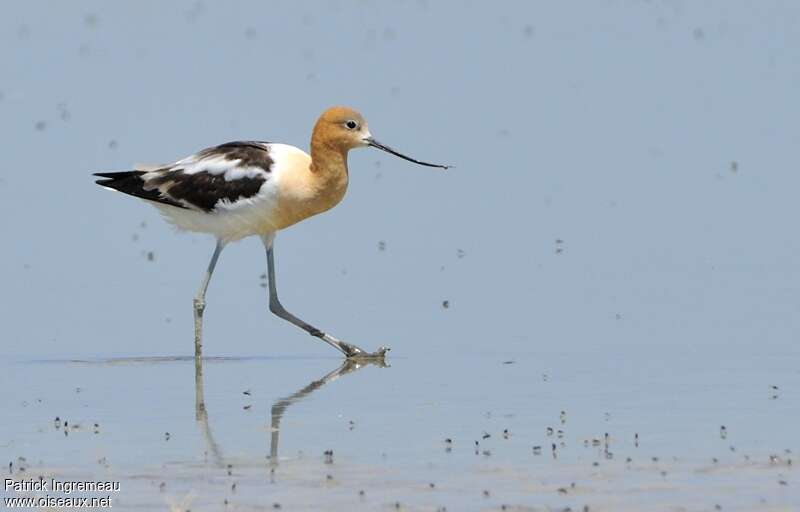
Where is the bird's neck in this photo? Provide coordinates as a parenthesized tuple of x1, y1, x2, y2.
(307, 139, 349, 211)
(310, 139, 348, 176)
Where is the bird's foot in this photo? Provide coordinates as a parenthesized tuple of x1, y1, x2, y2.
(340, 342, 390, 361)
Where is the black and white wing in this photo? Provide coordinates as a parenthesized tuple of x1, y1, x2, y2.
(94, 141, 274, 212)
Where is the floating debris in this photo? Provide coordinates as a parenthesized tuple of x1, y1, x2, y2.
(522, 24, 534, 37)
(84, 14, 99, 28)
(693, 27, 705, 40)
(57, 102, 71, 121)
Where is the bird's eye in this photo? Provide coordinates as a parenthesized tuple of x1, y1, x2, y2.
(345, 120, 358, 130)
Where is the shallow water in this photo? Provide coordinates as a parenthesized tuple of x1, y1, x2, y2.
(2, 346, 797, 510)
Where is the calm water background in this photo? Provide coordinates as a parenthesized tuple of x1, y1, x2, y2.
(1, 1, 798, 509)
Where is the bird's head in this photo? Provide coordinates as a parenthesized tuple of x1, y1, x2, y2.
(313, 106, 450, 169)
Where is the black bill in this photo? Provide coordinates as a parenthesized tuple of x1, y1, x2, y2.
(365, 137, 451, 169)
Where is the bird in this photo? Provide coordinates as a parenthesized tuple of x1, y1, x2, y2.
(94, 106, 450, 359)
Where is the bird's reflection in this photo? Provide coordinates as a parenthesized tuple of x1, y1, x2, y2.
(194, 356, 223, 466)
(193, 357, 387, 467)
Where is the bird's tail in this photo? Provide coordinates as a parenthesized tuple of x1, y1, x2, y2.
(93, 170, 163, 203)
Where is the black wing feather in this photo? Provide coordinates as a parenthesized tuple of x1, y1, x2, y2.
(94, 171, 188, 209)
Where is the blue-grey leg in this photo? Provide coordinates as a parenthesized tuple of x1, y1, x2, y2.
(261, 234, 388, 359)
(194, 239, 225, 358)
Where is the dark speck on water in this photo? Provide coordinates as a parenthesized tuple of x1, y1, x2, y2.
(693, 27, 705, 40)
(522, 24, 534, 37)
(84, 14, 98, 28)
(378, 241, 386, 251)
(442, 300, 449, 309)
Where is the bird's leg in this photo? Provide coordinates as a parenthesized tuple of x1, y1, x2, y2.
(194, 240, 225, 359)
(262, 235, 389, 359)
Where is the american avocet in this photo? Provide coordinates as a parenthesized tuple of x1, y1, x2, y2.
(94, 106, 449, 359)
